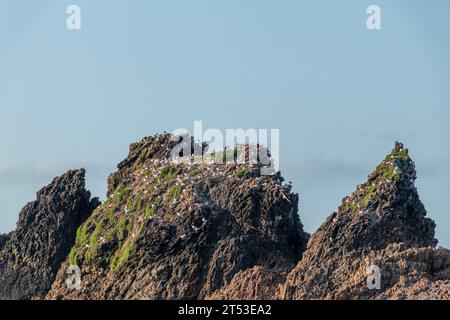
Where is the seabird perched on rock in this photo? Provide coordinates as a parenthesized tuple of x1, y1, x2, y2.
(280, 191, 292, 203)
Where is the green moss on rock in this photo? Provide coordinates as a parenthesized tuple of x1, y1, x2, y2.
(159, 165, 176, 180)
(145, 205, 155, 219)
(236, 167, 252, 179)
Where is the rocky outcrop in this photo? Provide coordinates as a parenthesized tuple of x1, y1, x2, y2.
(47, 134, 308, 300)
(282, 142, 450, 300)
(0, 169, 99, 300)
(207, 266, 286, 300)
(1, 137, 448, 301)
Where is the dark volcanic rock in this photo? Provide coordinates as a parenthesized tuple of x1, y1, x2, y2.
(282, 142, 450, 300)
(0, 233, 10, 251)
(3, 138, 447, 300)
(47, 134, 308, 300)
(0, 169, 99, 300)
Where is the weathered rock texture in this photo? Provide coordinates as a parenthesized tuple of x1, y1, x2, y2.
(207, 266, 286, 300)
(1, 137, 449, 300)
(0, 169, 99, 300)
(282, 142, 450, 300)
(47, 134, 307, 299)
(0, 233, 10, 250)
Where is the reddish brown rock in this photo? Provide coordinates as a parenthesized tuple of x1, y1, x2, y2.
(207, 266, 285, 300)
(282, 142, 449, 300)
(2, 138, 448, 301)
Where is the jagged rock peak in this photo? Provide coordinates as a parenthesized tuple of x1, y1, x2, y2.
(340, 142, 414, 210)
(108, 134, 193, 196)
(328, 142, 437, 251)
(47, 135, 308, 300)
(16, 169, 99, 229)
(0, 169, 99, 300)
(107, 133, 276, 196)
(121, 133, 180, 166)
(371, 141, 416, 185)
(282, 142, 444, 300)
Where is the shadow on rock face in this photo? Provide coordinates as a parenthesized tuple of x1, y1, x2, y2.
(2, 138, 448, 301)
(0, 169, 99, 300)
(46, 134, 309, 300)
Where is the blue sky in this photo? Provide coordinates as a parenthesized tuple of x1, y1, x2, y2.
(0, 0, 449, 246)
